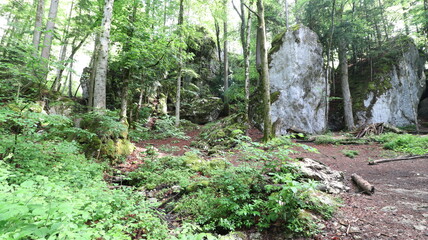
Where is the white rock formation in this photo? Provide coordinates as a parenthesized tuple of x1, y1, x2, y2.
(269, 25, 328, 135)
(355, 43, 426, 127)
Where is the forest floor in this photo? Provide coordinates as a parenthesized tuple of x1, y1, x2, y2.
(119, 128, 428, 240)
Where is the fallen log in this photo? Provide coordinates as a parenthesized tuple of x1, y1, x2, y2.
(351, 173, 375, 195)
(368, 154, 428, 165)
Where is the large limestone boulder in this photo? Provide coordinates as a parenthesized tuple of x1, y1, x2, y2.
(269, 25, 328, 135)
(348, 37, 426, 127)
(181, 97, 223, 124)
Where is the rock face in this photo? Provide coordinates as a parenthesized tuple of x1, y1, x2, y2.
(269, 25, 328, 135)
(350, 38, 426, 127)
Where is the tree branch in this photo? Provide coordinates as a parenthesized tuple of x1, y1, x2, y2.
(243, 3, 258, 18)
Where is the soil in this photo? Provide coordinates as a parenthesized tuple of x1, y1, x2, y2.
(119, 128, 428, 240)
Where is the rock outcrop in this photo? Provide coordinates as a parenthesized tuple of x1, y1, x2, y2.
(269, 25, 328, 135)
(349, 37, 426, 127)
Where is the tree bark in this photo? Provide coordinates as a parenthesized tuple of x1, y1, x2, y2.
(40, 0, 59, 64)
(92, 0, 114, 110)
(257, 0, 272, 142)
(338, 40, 355, 130)
(223, 0, 229, 115)
(52, 0, 74, 92)
(32, 0, 45, 55)
(351, 174, 375, 195)
(175, 0, 184, 127)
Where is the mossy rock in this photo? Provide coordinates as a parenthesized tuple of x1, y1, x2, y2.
(198, 113, 249, 150)
(100, 138, 135, 161)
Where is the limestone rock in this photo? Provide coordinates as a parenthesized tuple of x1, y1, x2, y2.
(181, 97, 222, 124)
(350, 37, 426, 127)
(268, 25, 328, 135)
(293, 158, 349, 194)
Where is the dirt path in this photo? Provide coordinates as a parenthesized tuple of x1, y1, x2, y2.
(121, 129, 428, 239)
(292, 143, 428, 239)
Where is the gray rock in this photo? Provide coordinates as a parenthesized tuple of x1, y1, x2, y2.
(294, 158, 349, 194)
(352, 39, 426, 127)
(269, 25, 328, 134)
(414, 225, 427, 231)
(181, 97, 222, 124)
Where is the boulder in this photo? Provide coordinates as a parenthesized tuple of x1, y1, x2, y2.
(181, 97, 222, 124)
(293, 158, 349, 194)
(349, 37, 426, 127)
(268, 25, 328, 135)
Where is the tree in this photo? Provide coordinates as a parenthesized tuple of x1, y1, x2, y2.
(223, 0, 230, 115)
(175, 0, 184, 126)
(92, 0, 114, 110)
(32, 0, 45, 56)
(233, 0, 253, 124)
(40, 0, 59, 81)
(257, 0, 272, 142)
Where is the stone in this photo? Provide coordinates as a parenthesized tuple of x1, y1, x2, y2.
(293, 158, 349, 194)
(181, 97, 223, 124)
(349, 36, 426, 127)
(268, 25, 328, 134)
(381, 206, 398, 212)
(414, 225, 427, 231)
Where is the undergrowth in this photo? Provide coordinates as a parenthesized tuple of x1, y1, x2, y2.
(373, 133, 428, 155)
(0, 106, 170, 239)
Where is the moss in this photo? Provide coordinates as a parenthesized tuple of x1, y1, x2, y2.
(198, 113, 249, 151)
(271, 91, 281, 103)
(268, 29, 287, 64)
(346, 35, 417, 113)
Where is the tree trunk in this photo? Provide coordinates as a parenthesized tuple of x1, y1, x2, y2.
(52, 0, 74, 92)
(175, 0, 184, 127)
(40, 0, 60, 67)
(120, 0, 138, 122)
(338, 40, 355, 130)
(92, 0, 114, 110)
(257, 0, 272, 142)
(325, 0, 336, 129)
(32, 0, 45, 55)
(223, 0, 229, 115)
(214, 18, 222, 74)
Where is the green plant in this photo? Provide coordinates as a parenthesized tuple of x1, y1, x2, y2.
(342, 149, 359, 158)
(373, 133, 428, 155)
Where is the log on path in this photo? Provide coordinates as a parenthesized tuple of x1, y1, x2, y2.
(351, 173, 375, 195)
(368, 154, 428, 165)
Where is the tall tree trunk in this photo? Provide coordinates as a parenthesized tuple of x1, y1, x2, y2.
(40, 0, 60, 71)
(32, 0, 45, 55)
(257, 0, 272, 142)
(52, 0, 74, 92)
(214, 18, 222, 72)
(175, 0, 184, 127)
(120, 0, 138, 122)
(68, 60, 73, 97)
(338, 40, 355, 130)
(223, 0, 229, 115)
(325, 0, 336, 128)
(377, 0, 389, 40)
(92, 0, 114, 110)
(234, 0, 252, 124)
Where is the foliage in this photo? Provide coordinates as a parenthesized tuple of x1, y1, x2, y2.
(373, 133, 428, 155)
(342, 149, 359, 158)
(0, 108, 169, 239)
(125, 135, 329, 237)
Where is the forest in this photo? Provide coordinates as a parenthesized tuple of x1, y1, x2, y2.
(0, 0, 427, 239)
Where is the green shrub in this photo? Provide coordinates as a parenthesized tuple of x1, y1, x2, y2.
(374, 133, 428, 155)
(342, 149, 359, 158)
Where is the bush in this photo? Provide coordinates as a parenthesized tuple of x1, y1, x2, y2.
(374, 133, 428, 155)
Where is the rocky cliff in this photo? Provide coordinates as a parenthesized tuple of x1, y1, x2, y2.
(268, 25, 328, 134)
(348, 37, 426, 127)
